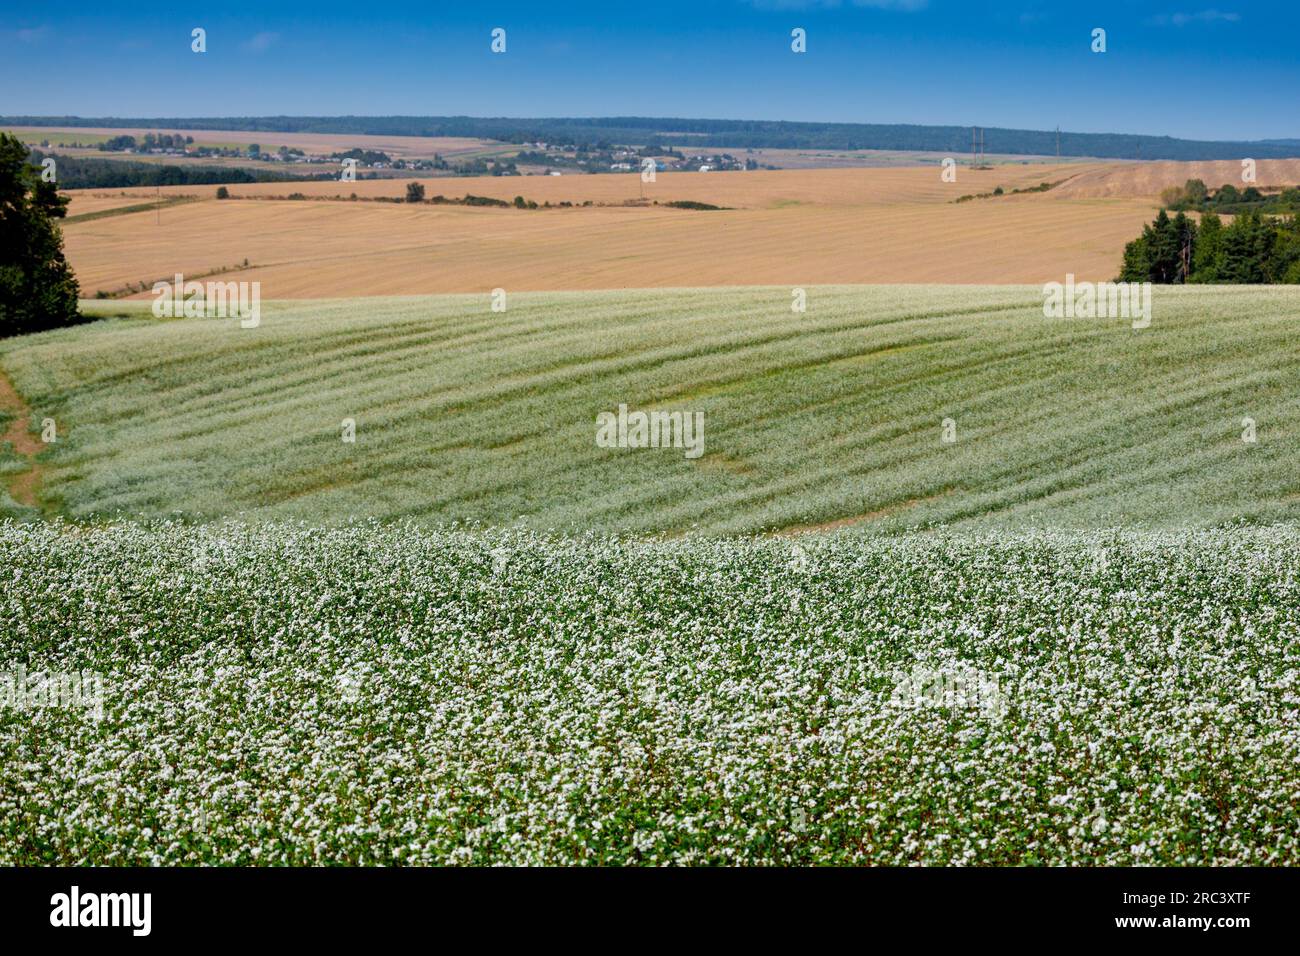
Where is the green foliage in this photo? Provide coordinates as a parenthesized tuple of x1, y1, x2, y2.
(1190, 212, 1222, 282)
(1165, 179, 1300, 216)
(2, 521, 1299, 864)
(1117, 233, 1150, 283)
(330, 147, 391, 165)
(25, 149, 304, 189)
(215, 186, 230, 200)
(664, 200, 726, 210)
(405, 181, 425, 203)
(0, 133, 81, 337)
(1118, 207, 1300, 284)
(953, 181, 1062, 204)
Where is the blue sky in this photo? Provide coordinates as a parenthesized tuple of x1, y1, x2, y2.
(3, 1, 1296, 141)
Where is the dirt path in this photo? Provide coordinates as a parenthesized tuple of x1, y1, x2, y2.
(771, 492, 952, 537)
(0, 367, 43, 508)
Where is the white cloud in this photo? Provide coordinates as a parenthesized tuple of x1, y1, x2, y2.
(1148, 10, 1241, 26)
(745, 0, 928, 11)
(242, 31, 279, 53)
(9, 26, 50, 43)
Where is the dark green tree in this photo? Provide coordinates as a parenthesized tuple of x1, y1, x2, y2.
(1218, 212, 1270, 283)
(1190, 212, 1223, 282)
(405, 181, 426, 203)
(1172, 211, 1196, 282)
(1272, 215, 1300, 283)
(1146, 209, 1182, 283)
(1213, 183, 1241, 206)
(1117, 232, 1152, 282)
(0, 133, 81, 337)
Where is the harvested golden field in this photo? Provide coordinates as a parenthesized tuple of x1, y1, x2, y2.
(63, 191, 195, 218)
(70, 163, 1101, 208)
(61, 163, 1166, 295)
(1053, 158, 1300, 199)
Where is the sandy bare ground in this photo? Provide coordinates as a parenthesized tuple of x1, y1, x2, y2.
(1052, 159, 1300, 198)
(56, 162, 1246, 296)
(64, 163, 1100, 211)
(0, 369, 42, 507)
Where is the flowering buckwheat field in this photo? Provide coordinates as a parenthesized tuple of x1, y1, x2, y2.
(2, 521, 1296, 865)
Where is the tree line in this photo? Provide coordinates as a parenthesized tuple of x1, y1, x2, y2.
(26, 150, 326, 189)
(8, 115, 1300, 161)
(1118, 207, 1300, 284)
(1161, 178, 1300, 215)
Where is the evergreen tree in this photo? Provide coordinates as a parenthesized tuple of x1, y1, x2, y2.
(1218, 212, 1268, 283)
(1172, 211, 1196, 282)
(0, 133, 81, 337)
(1190, 212, 1223, 281)
(1117, 233, 1152, 282)
(1147, 209, 1181, 283)
(1273, 215, 1300, 283)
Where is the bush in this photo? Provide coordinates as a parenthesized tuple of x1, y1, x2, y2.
(1160, 184, 1187, 208)
(0, 133, 81, 337)
(405, 182, 426, 203)
(664, 200, 726, 210)
(215, 186, 230, 199)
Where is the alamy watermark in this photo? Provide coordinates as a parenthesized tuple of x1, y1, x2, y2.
(1043, 274, 1151, 329)
(1, 664, 104, 721)
(152, 273, 261, 328)
(596, 404, 705, 459)
(50, 886, 150, 936)
(890, 664, 1006, 722)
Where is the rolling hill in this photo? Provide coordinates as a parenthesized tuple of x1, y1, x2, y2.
(9, 114, 1300, 160)
(2, 285, 1297, 531)
(60, 164, 1161, 296)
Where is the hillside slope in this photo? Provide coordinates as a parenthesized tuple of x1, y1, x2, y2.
(60, 166, 1155, 294)
(1, 285, 1297, 532)
(1052, 158, 1300, 199)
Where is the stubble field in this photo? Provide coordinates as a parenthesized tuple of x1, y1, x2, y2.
(59, 164, 1162, 295)
(54, 159, 1300, 296)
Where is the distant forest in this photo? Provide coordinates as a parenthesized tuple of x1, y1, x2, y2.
(7, 116, 1300, 161)
(26, 150, 334, 189)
